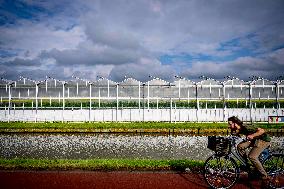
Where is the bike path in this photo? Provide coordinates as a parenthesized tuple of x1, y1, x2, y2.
(0, 170, 263, 189)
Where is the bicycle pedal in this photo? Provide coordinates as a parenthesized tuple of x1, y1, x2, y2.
(240, 165, 250, 171)
(248, 172, 261, 180)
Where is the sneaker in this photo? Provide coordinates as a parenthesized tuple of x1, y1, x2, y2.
(261, 175, 271, 181)
(261, 176, 271, 188)
(248, 170, 261, 180)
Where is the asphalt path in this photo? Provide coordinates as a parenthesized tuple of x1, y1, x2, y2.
(0, 170, 264, 189)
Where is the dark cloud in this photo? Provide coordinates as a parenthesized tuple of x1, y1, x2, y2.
(3, 57, 40, 66)
(0, 64, 20, 80)
(40, 43, 141, 66)
(109, 58, 176, 82)
(83, 17, 142, 50)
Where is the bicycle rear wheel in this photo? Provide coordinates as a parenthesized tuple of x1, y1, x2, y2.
(204, 155, 239, 189)
(263, 153, 284, 189)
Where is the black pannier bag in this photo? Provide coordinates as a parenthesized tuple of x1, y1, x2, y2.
(207, 136, 231, 156)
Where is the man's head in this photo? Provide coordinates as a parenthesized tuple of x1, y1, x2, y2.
(228, 116, 243, 131)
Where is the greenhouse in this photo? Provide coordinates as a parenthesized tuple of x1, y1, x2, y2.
(0, 77, 283, 122)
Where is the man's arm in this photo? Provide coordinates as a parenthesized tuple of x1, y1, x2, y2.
(247, 128, 265, 140)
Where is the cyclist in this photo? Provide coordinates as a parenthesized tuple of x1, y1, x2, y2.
(227, 116, 271, 183)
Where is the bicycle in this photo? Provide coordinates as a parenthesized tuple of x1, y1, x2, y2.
(203, 135, 284, 189)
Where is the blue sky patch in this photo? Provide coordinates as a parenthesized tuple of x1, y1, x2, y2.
(0, 49, 18, 58)
(0, 0, 49, 25)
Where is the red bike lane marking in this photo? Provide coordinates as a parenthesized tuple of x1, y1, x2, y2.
(0, 170, 262, 189)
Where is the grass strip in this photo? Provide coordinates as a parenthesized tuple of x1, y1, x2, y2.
(0, 122, 227, 129)
(0, 122, 283, 130)
(0, 158, 204, 172)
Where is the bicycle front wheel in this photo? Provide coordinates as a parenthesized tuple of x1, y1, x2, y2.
(204, 155, 239, 189)
(263, 153, 284, 189)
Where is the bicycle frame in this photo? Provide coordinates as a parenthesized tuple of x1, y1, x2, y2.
(226, 136, 269, 168)
(227, 136, 248, 167)
(227, 136, 284, 183)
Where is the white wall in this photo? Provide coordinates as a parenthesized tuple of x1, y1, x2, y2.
(0, 108, 283, 122)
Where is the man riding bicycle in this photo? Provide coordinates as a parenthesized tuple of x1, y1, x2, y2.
(228, 116, 271, 183)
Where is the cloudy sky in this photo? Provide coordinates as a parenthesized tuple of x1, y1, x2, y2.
(0, 0, 284, 82)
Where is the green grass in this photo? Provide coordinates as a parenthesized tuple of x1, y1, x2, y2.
(0, 121, 283, 130)
(2, 99, 283, 109)
(0, 122, 226, 129)
(0, 158, 204, 172)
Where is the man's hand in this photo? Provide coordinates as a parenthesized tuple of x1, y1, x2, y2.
(247, 134, 254, 140)
(247, 128, 265, 140)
